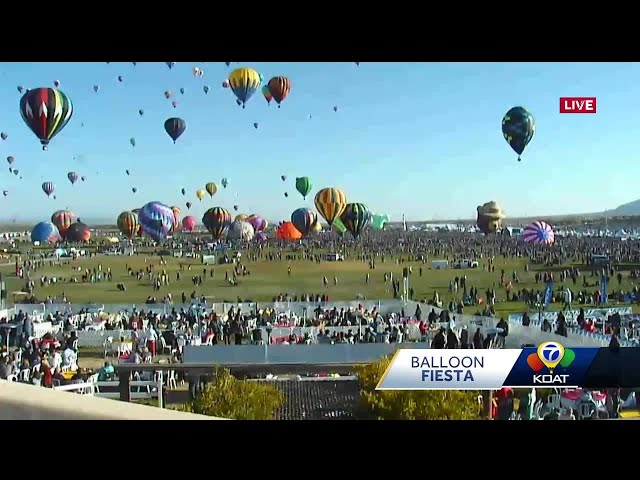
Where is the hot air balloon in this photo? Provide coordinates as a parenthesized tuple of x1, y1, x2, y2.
(138, 109, 144, 116)
(166, 62, 176, 70)
(164, 91, 172, 99)
(291, 208, 317, 237)
(51, 210, 77, 239)
(235, 214, 248, 222)
(227, 220, 255, 242)
(281, 175, 287, 181)
(284, 192, 289, 198)
(311, 220, 322, 233)
(332, 217, 347, 237)
(0, 133, 7, 140)
(205, 182, 217, 198)
(171, 206, 181, 233)
(234, 205, 239, 211)
(67, 171, 79, 185)
(247, 214, 267, 232)
(53, 80, 60, 88)
(203, 85, 210, 94)
(180, 88, 185, 95)
(181, 188, 186, 195)
(81, 176, 85, 182)
(164, 117, 186, 143)
(132, 187, 137, 194)
(196, 189, 206, 201)
(255, 232, 268, 242)
(295, 177, 312, 199)
(130, 138, 136, 147)
(17, 86, 23, 93)
(117, 211, 139, 239)
(225, 62, 231, 67)
(42, 182, 55, 197)
(202, 207, 232, 238)
(276, 221, 302, 241)
(31, 222, 60, 244)
(371, 214, 390, 230)
(476, 201, 506, 235)
(126, 169, 130, 176)
(523, 221, 555, 245)
(262, 85, 273, 105)
(333, 106, 338, 112)
(132, 208, 141, 215)
(66, 221, 91, 242)
(6, 156, 14, 165)
(223, 80, 230, 89)
(13, 170, 18, 176)
(138, 202, 174, 242)
(340, 203, 371, 239)
(19, 88, 73, 150)
(253, 123, 259, 129)
(314, 187, 347, 225)
(502, 106, 535, 162)
(182, 215, 196, 232)
(93, 85, 100, 93)
(2, 191, 7, 197)
(267, 77, 291, 108)
(227, 67, 261, 108)
(172, 101, 178, 108)
(193, 67, 203, 77)
(186, 201, 192, 209)
(221, 178, 229, 189)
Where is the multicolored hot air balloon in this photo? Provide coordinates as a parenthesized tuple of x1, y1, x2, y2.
(523, 221, 555, 245)
(227, 220, 255, 242)
(291, 208, 317, 237)
(66, 221, 91, 243)
(31, 222, 60, 244)
(196, 189, 206, 201)
(314, 187, 347, 225)
(476, 201, 506, 235)
(138, 202, 174, 242)
(171, 206, 181, 233)
(267, 77, 291, 108)
(51, 210, 76, 239)
(276, 221, 302, 241)
(340, 203, 371, 239)
(502, 106, 535, 162)
(202, 207, 232, 238)
(205, 182, 217, 198)
(117, 211, 139, 239)
(295, 177, 312, 200)
(164, 117, 186, 143)
(228, 67, 261, 108)
(19, 88, 73, 150)
(67, 171, 79, 185)
(262, 85, 273, 105)
(182, 215, 196, 232)
(42, 182, 55, 197)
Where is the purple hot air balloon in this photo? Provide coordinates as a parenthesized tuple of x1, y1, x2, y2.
(255, 232, 268, 242)
(42, 182, 55, 197)
(138, 201, 174, 242)
(248, 215, 266, 232)
(522, 221, 555, 245)
(67, 171, 79, 185)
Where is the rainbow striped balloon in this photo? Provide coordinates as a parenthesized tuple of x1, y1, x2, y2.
(523, 221, 555, 245)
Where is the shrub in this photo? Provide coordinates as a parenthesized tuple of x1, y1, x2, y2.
(355, 356, 481, 420)
(181, 368, 283, 420)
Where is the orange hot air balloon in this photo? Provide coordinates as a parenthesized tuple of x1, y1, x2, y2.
(267, 77, 291, 108)
(276, 221, 302, 240)
(51, 209, 77, 240)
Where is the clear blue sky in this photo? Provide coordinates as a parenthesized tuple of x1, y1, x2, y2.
(0, 61, 638, 224)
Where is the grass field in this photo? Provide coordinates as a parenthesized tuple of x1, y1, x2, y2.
(3, 248, 638, 318)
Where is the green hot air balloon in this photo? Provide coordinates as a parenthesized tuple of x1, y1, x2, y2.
(332, 217, 347, 236)
(295, 176, 312, 200)
(340, 203, 371, 239)
(371, 214, 390, 230)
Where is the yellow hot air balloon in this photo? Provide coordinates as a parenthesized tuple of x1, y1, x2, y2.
(205, 182, 217, 198)
(196, 189, 206, 201)
(314, 187, 347, 225)
(235, 214, 248, 222)
(311, 220, 322, 233)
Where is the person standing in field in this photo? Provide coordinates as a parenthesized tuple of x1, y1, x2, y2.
(288, 266, 291, 277)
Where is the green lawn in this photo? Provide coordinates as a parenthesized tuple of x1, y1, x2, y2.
(3, 247, 638, 318)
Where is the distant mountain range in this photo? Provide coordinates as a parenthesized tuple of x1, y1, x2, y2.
(604, 198, 640, 217)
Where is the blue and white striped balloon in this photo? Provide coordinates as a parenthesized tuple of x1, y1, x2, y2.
(138, 201, 174, 242)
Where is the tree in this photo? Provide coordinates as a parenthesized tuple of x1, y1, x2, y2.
(355, 357, 481, 420)
(181, 368, 283, 420)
